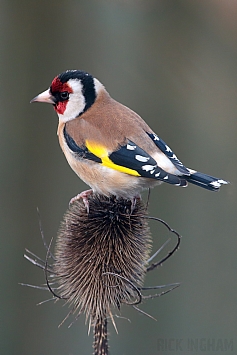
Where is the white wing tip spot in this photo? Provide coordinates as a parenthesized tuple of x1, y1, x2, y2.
(126, 144, 136, 150)
(135, 155, 150, 163)
(210, 179, 229, 188)
(142, 164, 157, 172)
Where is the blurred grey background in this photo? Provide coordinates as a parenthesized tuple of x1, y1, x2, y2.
(1, 1, 236, 354)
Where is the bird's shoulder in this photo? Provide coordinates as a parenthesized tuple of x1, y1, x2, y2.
(63, 89, 156, 154)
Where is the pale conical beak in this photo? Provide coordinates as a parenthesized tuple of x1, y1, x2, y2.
(30, 89, 55, 104)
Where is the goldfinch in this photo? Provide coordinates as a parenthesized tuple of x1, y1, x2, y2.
(31, 70, 228, 205)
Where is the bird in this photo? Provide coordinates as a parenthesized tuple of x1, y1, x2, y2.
(31, 70, 228, 208)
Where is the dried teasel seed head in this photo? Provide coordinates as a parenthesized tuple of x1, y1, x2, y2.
(53, 194, 152, 327)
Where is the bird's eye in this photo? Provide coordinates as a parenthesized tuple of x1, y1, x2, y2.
(60, 92, 69, 101)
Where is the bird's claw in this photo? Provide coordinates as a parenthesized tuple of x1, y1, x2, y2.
(131, 195, 141, 214)
(69, 189, 93, 213)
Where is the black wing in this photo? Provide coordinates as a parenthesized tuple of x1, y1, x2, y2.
(109, 140, 187, 186)
(147, 132, 190, 175)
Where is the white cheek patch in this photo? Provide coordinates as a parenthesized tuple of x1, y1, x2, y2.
(58, 79, 86, 123)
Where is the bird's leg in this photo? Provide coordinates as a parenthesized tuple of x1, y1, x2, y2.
(131, 195, 141, 214)
(69, 189, 93, 213)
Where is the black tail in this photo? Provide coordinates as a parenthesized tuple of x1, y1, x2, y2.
(186, 172, 228, 191)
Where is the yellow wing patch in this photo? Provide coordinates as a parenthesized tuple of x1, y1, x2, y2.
(85, 140, 140, 177)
